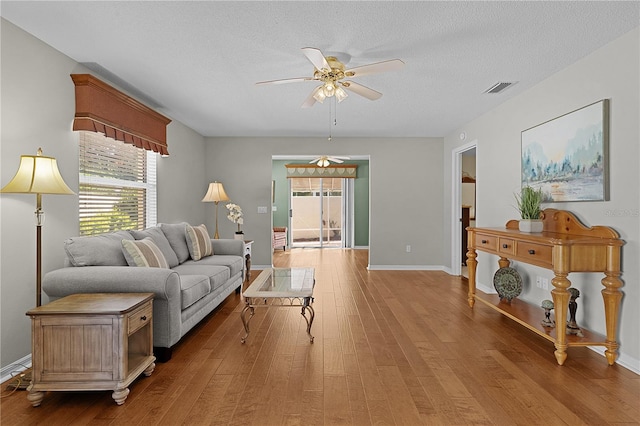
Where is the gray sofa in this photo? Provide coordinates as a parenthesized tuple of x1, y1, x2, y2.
(42, 222, 244, 361)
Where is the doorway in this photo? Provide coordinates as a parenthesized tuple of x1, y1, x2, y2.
(290, 177, 345, 248)
(451, 141, 477, 277)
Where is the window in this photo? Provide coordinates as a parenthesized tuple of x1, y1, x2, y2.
(79, 131, 157, 236)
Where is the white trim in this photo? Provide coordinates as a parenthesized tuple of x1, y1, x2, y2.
(1, 354, 31, 384)
(451, 140, 477, 276)
(367, 265, 445, 271)
(588, 347, 640, 375)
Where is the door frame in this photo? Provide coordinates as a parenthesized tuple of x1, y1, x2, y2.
(451, 140, 477, 276)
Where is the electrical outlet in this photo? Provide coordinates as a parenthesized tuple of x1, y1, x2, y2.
(536, 276, 542, 288)
(257, 206, 268, 214)
(406, 245, 411, 253)
(542, 278, 549, 291)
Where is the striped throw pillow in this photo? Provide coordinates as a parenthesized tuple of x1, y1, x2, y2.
(122, 237, 169, 268)
(185, 224, 213, 261)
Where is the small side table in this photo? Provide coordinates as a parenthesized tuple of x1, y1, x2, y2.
(26, 293, 156, 406)
(243, 240, 253, 281)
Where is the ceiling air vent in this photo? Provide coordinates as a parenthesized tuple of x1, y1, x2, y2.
(484, 81, 516, 94)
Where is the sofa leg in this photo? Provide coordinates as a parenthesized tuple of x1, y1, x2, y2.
(235, 285, 242, 295)
(154, 346, 172, 362)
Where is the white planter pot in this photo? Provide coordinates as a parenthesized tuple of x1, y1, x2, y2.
(519, 219, 543, 233)
(234, 233, 244, 241)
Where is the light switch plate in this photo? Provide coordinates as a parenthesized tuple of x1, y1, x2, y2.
(257, 206, 268, 214)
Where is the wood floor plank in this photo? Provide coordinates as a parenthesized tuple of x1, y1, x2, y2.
(1, 248, 638, 425)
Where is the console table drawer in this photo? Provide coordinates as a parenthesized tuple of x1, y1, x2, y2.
(498, 238, 516, 256)
(128, 302, 152, 335)
(516, 242, 552, 267)
(476, 234, 497, 251)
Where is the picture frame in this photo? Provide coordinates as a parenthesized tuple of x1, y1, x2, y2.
(521, 99, 609, 202)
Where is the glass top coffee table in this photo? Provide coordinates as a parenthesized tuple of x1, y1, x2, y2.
(241, 267, 315, 343)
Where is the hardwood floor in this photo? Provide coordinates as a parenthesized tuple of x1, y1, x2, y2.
(2, 248, 638, 425)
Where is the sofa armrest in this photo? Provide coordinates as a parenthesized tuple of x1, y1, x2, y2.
(211, 239, 244, 256)
(43, 266, 181, 300)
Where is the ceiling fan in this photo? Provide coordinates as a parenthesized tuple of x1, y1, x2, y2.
(257, 47, 404, 108)
(310, 155, 350, 167)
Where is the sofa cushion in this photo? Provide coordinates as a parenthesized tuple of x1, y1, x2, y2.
(64, 231, 134, 267)
(159, 222, 190, 263)
(188, 255, 244, 279)
(172, 263, 230, 290)
(130, 226, 179, 268)
(186, 224, 213, 261)
(179, 275, 211, 310)
(122, 238, 170, 268)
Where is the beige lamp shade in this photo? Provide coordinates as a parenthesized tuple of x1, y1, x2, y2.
(202, 181, 229, 203)
(1, 150, 74, 195)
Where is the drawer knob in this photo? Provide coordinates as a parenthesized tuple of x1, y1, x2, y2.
(482, 239, 488, 244)
(140, 315, 147, 321)
(528, 249, 535, 255)
(502, 244, 508, 249)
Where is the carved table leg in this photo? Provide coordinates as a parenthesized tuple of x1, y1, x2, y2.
(466, 248, 477, 308)
(301, 297, 315, 343)
(26, 383, 44, 407)
(601, 272, 623, 365)
(112, 387, 130, 405)
(240, 300, 255, 343)
(143, 362, 156, 377)
(551, 273, 571, 365)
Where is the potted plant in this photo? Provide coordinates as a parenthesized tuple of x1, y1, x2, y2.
(226, 203, 244, 240)
(515, 186, 543, 232)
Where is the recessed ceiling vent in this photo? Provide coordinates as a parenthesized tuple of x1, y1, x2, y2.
(484, 81, 516, 94)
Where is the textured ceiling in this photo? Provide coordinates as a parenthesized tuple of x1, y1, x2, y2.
(1, 1, 638, 138)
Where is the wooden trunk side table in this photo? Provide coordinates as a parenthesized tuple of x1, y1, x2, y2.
(466, 208, 624, 366)
(26, 293, 156, 406)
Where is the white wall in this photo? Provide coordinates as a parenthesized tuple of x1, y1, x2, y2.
(203, 137, 444, 269)
(443, 28, 640, 369)
(0, 19, 208, 369)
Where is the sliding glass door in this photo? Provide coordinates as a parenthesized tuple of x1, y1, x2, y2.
(290, 177, 344, 248)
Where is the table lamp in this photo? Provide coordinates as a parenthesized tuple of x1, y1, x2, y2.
(201, 181, 229, 238)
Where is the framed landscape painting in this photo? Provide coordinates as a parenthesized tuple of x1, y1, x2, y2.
(521, 99, 609, 202)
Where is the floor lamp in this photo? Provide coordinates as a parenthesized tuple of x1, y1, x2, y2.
(1, 148, 75, 307)
(201, 181, 229, 239)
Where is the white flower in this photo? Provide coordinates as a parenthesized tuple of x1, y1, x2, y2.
(225, 203, 243, 224)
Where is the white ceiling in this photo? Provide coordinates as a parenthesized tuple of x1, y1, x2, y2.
(2, 1, 638, 138)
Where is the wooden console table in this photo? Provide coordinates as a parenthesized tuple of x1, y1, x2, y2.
(466, 209, 624, 366)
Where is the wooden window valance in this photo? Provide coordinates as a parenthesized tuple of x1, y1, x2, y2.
(285, 164, 357, 178)
(71, 74, 172, 155)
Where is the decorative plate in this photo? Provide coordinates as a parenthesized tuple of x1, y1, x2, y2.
(493, 267, 523, 302)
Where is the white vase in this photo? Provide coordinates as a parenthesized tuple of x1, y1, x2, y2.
(519, 219, 543, 233)
(234, 233, 244, 241)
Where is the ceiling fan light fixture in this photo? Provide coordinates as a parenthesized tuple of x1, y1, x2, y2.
(335, 86, 348, 103)
(323, 82, 336, 97)
(312, 86, 326, 103)
(317, 158, 330, 167)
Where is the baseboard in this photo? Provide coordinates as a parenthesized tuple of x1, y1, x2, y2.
(367, 265, 445, 271)
(1, 354, 31, 385)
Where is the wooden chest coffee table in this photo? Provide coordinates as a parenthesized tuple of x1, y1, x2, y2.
(26, 293, 156, 406)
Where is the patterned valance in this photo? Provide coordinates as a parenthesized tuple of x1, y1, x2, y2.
(285, 164, 357, 178)
(71, 74, 172, 155)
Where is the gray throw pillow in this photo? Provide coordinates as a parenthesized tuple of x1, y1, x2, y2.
(130, 226, 179, 268)
(159, 222, 190, 264)
(64, 230, 134, 267)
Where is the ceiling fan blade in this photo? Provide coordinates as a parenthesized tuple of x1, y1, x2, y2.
(256, 77, 314, 85)
(302, 47, 330, 71)
(328, 157, 344, 163)
(342, 81, 382, 100)
(301, 86, 322, 108)
(344, 59, 405, 77)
